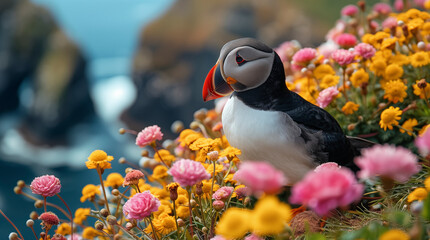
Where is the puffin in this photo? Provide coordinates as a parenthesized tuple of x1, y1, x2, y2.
(202, 38, 370, 183)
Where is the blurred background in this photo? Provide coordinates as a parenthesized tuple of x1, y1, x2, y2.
(0, 0, 375, 236)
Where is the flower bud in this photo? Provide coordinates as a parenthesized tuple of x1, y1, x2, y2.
(118, 157, 126, 164)
(418, 41, 426, 50)
(30, 211, 39, 220)
(114, 234, 123, 240)
(13, 186, 22, 194)
(17, 180, 25, 188)
(119, 128, 126, 134)
(95, 221, 104, 230)
(26, 219, 34, 227)
(195, 182, 203, 196)
(207, 151, 219, 162)
(194, 109, 207, 121)
(347, 124, 356, 131)
(34, 200, 44, 208)
(171, 120, 184, 133)
(190, 199, 197, 208)
(141, 150, 149, 157)
(167, 183, 179, 201)
(107, 215, 117, 225)
(190, 121, 200, 130)
(100, 208, 109, 218)
(213, 200, 225, 211)
(202, 227, 209, 234)
(111, 189, 120, 196)
(177, 218, 185, 227)
(9, 232, 18, 240)
(126, 222, 134, 231)
(358, 1, 365, 11)
(411, 201, 423, 214)
(417, 79, 427, 89)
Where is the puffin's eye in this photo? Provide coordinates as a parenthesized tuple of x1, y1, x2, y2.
(235, 53, 247, 66)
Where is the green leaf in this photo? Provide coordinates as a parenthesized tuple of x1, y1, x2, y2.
(305, 232, 326, 240)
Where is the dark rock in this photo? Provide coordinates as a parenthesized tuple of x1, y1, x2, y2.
(0, 0, 95, 146)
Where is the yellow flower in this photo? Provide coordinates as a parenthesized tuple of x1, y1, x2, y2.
(298, 90, 317, 105)
(313, 64, 335, 79)
(251, 195, 291, 236)
(105, 173, 124, 188)
(407, 188, 428, 202)
(410, 52, 430, 67)
(362, 33, 375, 45)
(82, 227, 102, 240)
(408, 18, 424, 32)
(413, 80, 430, 99)
(153, 213, 177, 235)
(383, 80, 407, 103)
(379, 229, 410, 240)
(379, 106, 402, 131)
(201, 179, 220, 199)
(74, 208, 91, 224)
(381, 38, 397, 50)
(389, 53, 410, 66)
(320, 75, 340, 89)
(85, 150, 114, 170)
(55, 223, 71, 235)
(80, 184, 101, 202)
(216, 208, 251, 239)
(179, 129, 203, 147)
(151, 187, 170, 200)
(370, 58, 387, 76)
(224, 173, 237, 184)
(424, 176, 430, 191)
(203, 163, 224, 177)
(189, 138, 221, 152)
(384, 64, 403, 80)
(176, 206, 190, 219)
(154, 149, 176, 166)
(400, 119, 418, 136)
(152, 165, 169, 180)
(153, 201, 172, 217)
(350, 69, 369, 88)
(342, 101, 359, 115)
(219, 146, 242, 160)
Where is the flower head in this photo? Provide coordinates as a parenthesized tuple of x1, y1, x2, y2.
(212, 187, 234, 201)
(152, 165, 169, 179)
(105, 173, 124, 189)
(314, 162, 341, 172)
(379, 106, 402, 130)
(30, 175, 61, 197)
(355, 144, 420, 183)
(407, 188, 428, 202)
(290, 168, 363, 216)
(168, 159, 211, 187)
(331, 49, 356, 66)
(317, 87, 339, 108)
(342, 101, 359, 115)
(415, 129, 430, 156)
(245, 234, 265, 240)
(373, 3, 392, 15)
(292, 48, 317, 66)
(123, 169, 145, 187)
(385, 64, 404, 80)
(382, 16, 398, 29)
(82, 227, 101, 240)
(86, 150, 113, 170)
(320, 75, 340, 89)
(39, 212, 60, 227)
(136, 125, 163, 148)
(251, 195, 291, 236)
(383, 80, 407, 103)
(350, 68, 369, 88)
(400, 119, 418, 136)
(354, 43, 376, 59)
(80, 184, 101, 202)
(55, 223, 72, 235)
(274, 40, 301, 62)
(123, 191, 160, 221)
(313, 64, 335, 79)
(341, 5, 358, 17)
(379, 229, 410, 240)
(216, 208, 251, 239)
(233, 161, 287, 196)
(410, 52, 430, 67)
(74, 208, 90, 224)
(335, 33, 357, 48)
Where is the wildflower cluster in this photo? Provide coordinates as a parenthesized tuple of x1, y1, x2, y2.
(3, 1, 430, 240)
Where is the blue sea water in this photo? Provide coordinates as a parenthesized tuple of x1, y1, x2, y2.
(0, 0, 175, 237)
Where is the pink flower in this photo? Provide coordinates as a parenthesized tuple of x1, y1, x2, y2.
(136, 125, 163, 147)
(123, 191, 160, 220)
(382, 16, 398, 29)
(336, 33, 357, 48)
(30, 175, 61, 197)
(354, 43, 376, 59)
(373, 3, 392, 15)
(213, 200, 225, 211)
(123, 169, 144, 187)
(414, 0, 426, 7)
(67, 234, 82, 240)
(274, 40, 301, 62)
(212, 187, 234, 201)
(341, 5, 359, 16)
(290, 168, 364, 216)
(245, 234, 265, 240)
(210, 236, 227, 240)
(292, 48, 317, 66)
(314, 162, 341, 172)
(416, 130, 430, 156)
(326, 21, 346, 42)
(39, 212, 60, 226)
(168, 159, 211, 187)
(355, 145, 420, 183)
(318, 41, 339, 59)
(235, 186, 250, 199)
(317, 87, 339, 108)
(394, 0, 404, 11)
(331, 49, 356, 66)
(233, 161, 287, 196)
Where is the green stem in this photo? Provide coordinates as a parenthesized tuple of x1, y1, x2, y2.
(97, 167, 111, 215)
(187, 188, 195, 236)
(172, 200, 181, 239)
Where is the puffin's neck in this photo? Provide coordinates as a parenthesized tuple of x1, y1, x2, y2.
(234, 54, 292, 111)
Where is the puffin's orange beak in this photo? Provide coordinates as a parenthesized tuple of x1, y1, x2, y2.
(202, 62, 233, 101)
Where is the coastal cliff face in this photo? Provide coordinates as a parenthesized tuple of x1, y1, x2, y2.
(123, 0, 327, 133)
(0, 0, 94, 146)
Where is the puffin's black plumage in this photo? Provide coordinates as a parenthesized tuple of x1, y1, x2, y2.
(233, 51, 358, 170)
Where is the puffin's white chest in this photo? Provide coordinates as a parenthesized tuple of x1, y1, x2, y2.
(221, 96, 317, 182)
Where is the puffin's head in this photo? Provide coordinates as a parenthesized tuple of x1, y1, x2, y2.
(203, 38, 275, 101)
